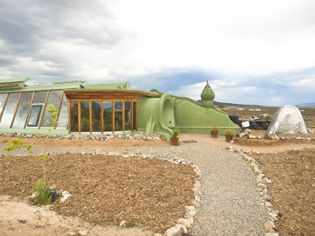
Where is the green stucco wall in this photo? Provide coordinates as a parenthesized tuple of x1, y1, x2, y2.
(138, 93, 240, 139)
(137, 94, 175, 139)
(174, 97, 240, 135)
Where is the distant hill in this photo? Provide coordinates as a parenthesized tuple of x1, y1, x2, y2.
(297, 103, 315, 108)
(197, 100, 275, 108)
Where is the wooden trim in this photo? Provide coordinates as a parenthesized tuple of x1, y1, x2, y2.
(0, 93, 9, 122)
(24, 91, 35, 129)
(89, 101, 92, 134)
(130, 101, 134, 130)
(65, 98, 140, 102)
(64, 89, 160, 101)
(68, 101, 71, 134)
(101, 102, 104, 134)
(39, 90, 50, 129)
(78, 102, 81, 134)
(55, 93, 64, 129)
(10, 92, 22, 128)
(112, 101, 115, 133)
(122, 101, 125, 132)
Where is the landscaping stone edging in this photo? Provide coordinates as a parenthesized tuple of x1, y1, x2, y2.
(4, 150, 201, 236)
(0, 131, 163, 141)
(227, 146, 280, 236)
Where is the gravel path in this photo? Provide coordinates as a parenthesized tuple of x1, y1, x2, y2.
(0, 137, 268, 236)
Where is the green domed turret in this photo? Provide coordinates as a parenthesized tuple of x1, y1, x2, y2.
(201, 81, 215, 101)
(201, 81, 215, 107)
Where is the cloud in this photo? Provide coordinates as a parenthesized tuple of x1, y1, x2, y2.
(0, 0, 314, 105)
(168, 68, 315, 105)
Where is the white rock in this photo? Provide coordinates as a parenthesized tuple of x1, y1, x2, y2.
(256, 174, 265, 183)
(177, 218, 193, 228)
(268, 212, 278, 221)
(263, 177, 272, 184)
(185, 206, 195, 211)
(264, 220, 275, 233)
(78, 230, 88, 236)
(165, 224, 187, 236)
(265, 233, 279, 236)
(60, 191, 71, 203)
(194, 181, 201, 189)
(119, 220, 126, 227)
(253, 167, 262, 174)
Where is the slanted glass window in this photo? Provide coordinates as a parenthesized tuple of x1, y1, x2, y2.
(92, 102, 101, 132)
(41, 90, 63, 127)
(0, 93, 19, 128)
(57, 95, 68, 129)
(70, 102, 78, 132)
(27, 91, 47, 128)
(103, 102, 113, 132)
(13, 92, 33, 128)
(27, 105, 42, 127)
(115, 101, 123, 131)
(0, 93, 8, 115)
(125, 101, 131, 130)
(33, 91, 47, 103)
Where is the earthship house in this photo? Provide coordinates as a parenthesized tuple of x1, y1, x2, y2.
(0, 78, 239, 139)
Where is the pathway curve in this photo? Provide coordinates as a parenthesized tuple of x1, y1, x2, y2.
(0, 136, 269, 236)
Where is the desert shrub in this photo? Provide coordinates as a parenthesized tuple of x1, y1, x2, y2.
(125, 218, 136, 228)
(34, 179, 51, 205)
(210, 127, 219, 136)
(171, 128, 180, 137)
(224, 130, 234, 139)
(4, 138, 32, 153)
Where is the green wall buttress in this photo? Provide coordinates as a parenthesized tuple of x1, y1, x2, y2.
(174, 96, 240, 134)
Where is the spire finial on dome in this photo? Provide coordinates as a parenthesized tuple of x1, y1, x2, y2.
(201, 81, 215, 101)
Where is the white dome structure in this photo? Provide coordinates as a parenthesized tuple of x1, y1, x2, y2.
(266, 105, 308, 135)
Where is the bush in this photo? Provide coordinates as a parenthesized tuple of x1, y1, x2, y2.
(34, 179, 51, 205)
(224, 130, 234, 139)
(210, 127, 219, 136)
(171, 128, 180, 137)
(125, 218, 136, 228)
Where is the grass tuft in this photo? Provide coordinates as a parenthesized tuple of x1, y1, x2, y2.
(34, 179, 51, 205)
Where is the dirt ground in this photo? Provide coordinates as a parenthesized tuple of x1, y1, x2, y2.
(249, 149, 315, 236)
(0, 195, 153, 236)
(0, 136, 168, 149)
(0, 154, 195, 233)
(234, 137, 315, 147)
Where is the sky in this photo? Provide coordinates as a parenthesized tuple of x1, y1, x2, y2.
(0, 0, 314, 105)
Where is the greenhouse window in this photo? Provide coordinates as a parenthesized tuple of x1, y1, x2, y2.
(27, 105, 43, 127)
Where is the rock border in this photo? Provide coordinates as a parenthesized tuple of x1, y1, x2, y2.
(227, 146, 280, 236)
(3, 150, 201, 236)
(0, 131, 163, 141)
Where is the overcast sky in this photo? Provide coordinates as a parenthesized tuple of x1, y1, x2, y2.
(0, 0, 314, 105)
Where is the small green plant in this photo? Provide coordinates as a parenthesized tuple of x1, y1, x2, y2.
(210, 127, 219, 136)
(46, 104, 58, 127)
(4, 138, 32, 153)
(34, 179, 51, 205)
(125, 218, 136, 228)
(224, 130, 234, 141)
(171, 128, 180, 137)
